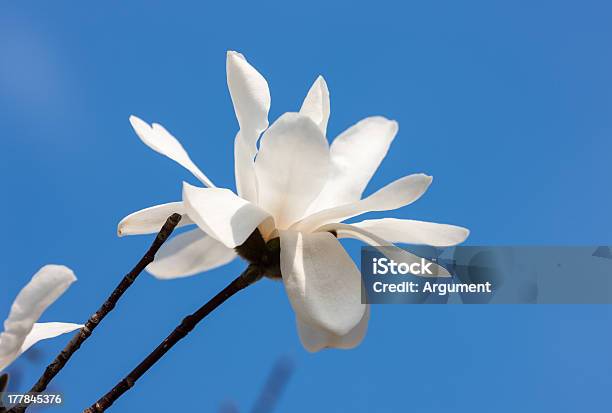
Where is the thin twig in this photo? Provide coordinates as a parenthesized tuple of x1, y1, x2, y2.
(83, 264, 262, 413)
(9, 213, 182, 413)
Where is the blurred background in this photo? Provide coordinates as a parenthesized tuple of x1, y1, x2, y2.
(1, 1, 611, 411)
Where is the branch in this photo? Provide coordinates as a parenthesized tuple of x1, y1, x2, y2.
(9, 213, 182, 413)
(251, 356, 295, 413)
(83, 264, 262, 413)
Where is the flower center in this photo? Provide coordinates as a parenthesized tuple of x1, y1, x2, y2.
(233, 229, 338, 280)
(234, 229, 281, 279)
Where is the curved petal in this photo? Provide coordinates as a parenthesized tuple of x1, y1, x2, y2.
(293, 173, 432, 232)
(280, 230, 366, 336)
(255, 113, 330, 229)
(0, 265, 77, 371)
(299, 76, 330, 135)
(297, 305, 370, 352)
(316, 222, 450, 277)
(306, 116, 398, 214)
(182, 182, 271, 248)
(20, 322, 83, 355)
(351, 218, 470, 247)
(129, 116, 214, 187)
(227, 51, 271, 202)
(147, 229, 236, 279)
(118, 202, 195, 237)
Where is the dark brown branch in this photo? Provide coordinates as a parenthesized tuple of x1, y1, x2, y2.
(8, 214, 182, 413)
(83, 264, 262, 413)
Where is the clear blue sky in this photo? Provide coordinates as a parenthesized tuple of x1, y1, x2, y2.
(1, 1, 611, 411)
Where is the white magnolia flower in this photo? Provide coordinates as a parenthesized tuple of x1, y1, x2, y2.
(118, 51, 469, 352)
(0, 265, 82, 371)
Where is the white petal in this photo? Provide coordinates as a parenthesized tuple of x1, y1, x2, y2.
(299, 76, 330, 135)
(182, 182, 271, 248)
(129, 116, 215, 188)
(227, 51, 271, 141)
(280, 230, 366, 336)
(297, 305, 370, 352)
(0, 265, 77, 371)
(351, 218, 469, 247)
(306, 117, 398, 214)
(255, 113, 330, 229)
(227, 51, 271, 202)
(316, 222, 450, 277)
(117, 202, 195, 237)
(146, 229, 236, 279)
(20, 322, 83, 355)
(293, 173, 432, 232)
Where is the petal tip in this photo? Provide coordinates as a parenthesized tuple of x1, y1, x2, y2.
(315, 75, 328, 88)
(302, 343, 324, 353)
(129, 115, 150, 137)
(227, 50, 245, 61)
(129, 114, 145, 127)
(39, 264, 77, 283)
(459, 227, 470, 243)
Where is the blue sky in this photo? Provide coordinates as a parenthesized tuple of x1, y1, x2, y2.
(1, 1, 611, 411)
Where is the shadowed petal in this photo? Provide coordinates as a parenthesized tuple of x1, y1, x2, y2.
(182, 182, 271, 248)
(118, 202, 195, 237)
(296, 305, 370, 352)
(280, 230, 366, 336)
(316, 222, 450, 277)
(147, 229, 236, 279)
(350, 218, 469, 247)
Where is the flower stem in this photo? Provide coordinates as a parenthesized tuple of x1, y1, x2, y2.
(8, 213, 183, 413)
(82, 264, 262, 413)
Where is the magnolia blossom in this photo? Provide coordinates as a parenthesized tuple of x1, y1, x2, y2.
(0, 265, 82, 371)
(118, 51, 469, 352)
